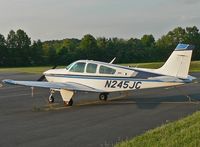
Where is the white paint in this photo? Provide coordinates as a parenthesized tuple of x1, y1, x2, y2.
(46, 76, 183, 92)
(60, 89, 74, 102)
(156, 50, 192, 79)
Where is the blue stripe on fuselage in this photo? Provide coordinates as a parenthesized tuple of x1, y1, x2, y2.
(45, 74, 180, 83)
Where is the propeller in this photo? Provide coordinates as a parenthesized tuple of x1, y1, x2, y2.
(37, 75, 46, 81)
(37, 65, 57, 81)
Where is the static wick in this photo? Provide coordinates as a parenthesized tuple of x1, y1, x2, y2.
(31, 87, 34, 97)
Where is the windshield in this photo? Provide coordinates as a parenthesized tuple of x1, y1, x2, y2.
(66, 63, 74, 70)
(69, 62, 86, 73)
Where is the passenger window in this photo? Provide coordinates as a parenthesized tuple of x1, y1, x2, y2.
(86, 63, 97, 73)
(69, 62, 86, 73)
(99, 66, 116, 74)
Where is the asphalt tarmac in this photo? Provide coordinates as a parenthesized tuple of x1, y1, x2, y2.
(0, 72, 200, 147)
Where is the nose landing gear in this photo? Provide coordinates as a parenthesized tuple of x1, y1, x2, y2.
(48, 90, 55, 103)
(48, 94, 55, 103)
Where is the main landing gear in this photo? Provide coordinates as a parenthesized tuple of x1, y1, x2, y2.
(63, 99, 73, 106)
(99, 93, 109, 101)
(48, 90, 74, 106)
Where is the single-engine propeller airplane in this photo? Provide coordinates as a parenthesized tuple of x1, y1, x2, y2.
(2, 44, 196, 106)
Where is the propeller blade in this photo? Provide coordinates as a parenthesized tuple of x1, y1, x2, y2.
(37, 65, 57, 81)
(37, 75, 46, 81)
(52, 65, 57, 69)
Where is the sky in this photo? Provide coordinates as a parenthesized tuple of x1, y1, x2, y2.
(0, 0, 200, 41)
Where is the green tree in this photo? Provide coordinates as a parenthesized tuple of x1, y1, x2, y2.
(184, 26, 200, 60)
(156, 26, 200, 61)
(48, 47, 57, 65)
(6, 30, 17, 48)
(0, 34, 6, 47)
(0, 34, 7, 65)
(6, 29, 32, 66)
(156, 27, 186, 60)
(16, 29, 32, 66)
(141, 34, 155, 47)
(79, 34, 99, 60)
(16, 29, 31, 49)
(30, 40, 44, 65)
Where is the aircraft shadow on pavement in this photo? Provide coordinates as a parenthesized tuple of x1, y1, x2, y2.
(107, 92, 200, 109)
(31, 92, 200, 112)
(59, 91, 200, 111)
(31, 84, 200, 111)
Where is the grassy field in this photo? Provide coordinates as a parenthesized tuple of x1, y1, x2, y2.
(0, 61, 199, 74)
(0, 66, 65, 74)
(115, 111, 200, 147)
(122, 61, 200, 72)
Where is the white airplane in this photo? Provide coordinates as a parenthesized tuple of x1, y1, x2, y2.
(2, 44, 196, 106)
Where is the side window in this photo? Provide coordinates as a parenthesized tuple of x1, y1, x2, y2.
(86, 63, 97, 73)
(99, 65, 116, 74)
(69, 62, 86, 73)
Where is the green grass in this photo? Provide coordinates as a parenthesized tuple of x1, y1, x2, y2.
(0, 61, 199, 74)
(0, 66, 65, 74)
(122, 62, 164, 69)
(122, 61, 200, 72)
(190, 61, 200, 72)
(115, 111, 200, 147)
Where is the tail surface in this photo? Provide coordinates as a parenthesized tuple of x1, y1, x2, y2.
(156, 44, 194, 79)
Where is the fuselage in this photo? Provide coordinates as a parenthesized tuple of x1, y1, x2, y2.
(43, 60, 184, 92)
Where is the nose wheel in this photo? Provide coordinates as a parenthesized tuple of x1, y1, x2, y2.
(99, 93, 108, 101)
(48, 94, 55, 103)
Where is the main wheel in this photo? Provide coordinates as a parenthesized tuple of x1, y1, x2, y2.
(68, 99, 73, 106)
(48, 95, 54, 103)
(99, 93, 108, 101)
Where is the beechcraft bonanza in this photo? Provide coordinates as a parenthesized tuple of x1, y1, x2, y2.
(2, 44, 196, 106)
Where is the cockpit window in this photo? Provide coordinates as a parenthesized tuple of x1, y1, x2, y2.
(69, 62, 86, 73)
(99, 65, 116, 74)
(86, 63, 97, 73)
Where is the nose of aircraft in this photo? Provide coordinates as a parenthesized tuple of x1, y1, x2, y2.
(38, 69, 54, 81)
(43, 65, 58, 75)
(43, 69, 67, 75)
(43, 69, 51, 75)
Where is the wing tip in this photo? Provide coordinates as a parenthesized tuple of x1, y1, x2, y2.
(2, 79, 14, 84)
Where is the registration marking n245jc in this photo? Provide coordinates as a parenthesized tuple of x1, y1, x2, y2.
(105, 80, 142, 89)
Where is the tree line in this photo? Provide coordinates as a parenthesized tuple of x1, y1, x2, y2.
(0, 26, 200, 67)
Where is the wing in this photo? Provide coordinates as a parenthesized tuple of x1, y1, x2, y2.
(2, 79, 104, 93)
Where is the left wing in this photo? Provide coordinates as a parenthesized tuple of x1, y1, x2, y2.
(2, 79, 104, 93)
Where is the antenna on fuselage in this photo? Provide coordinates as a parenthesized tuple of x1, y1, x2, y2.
(109, 57, 116, 64)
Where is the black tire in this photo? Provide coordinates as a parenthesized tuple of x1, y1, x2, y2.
(48, 95, 54, 103)
(68, 99, 73, 106)
(99, 93, 108, 101)
(64, 99, 73, 106)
